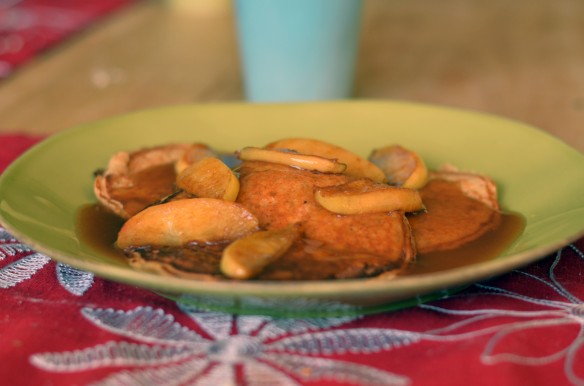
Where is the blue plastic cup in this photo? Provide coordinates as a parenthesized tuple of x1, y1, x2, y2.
(235, 0, 363, 102)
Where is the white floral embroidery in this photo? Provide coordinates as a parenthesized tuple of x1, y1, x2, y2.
(0, 227, 33, 259)
(0, 252, 50, 288)
(56, 262, 95, 296)
(0, 226, 94, 295)
(419, 243, 584, 385)
(30, 305, 419, 385)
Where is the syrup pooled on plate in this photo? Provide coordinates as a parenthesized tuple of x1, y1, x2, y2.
(409, 211, 524, 275)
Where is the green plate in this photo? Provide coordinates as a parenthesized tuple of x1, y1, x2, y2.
(1, 101, 583, 317)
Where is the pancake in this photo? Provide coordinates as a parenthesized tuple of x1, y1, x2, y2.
(236, 161, 415, 278)
(93, 141, 504, 281)
(93, 143, 220, 219)
(94, 144, 189, 218)
(125, 235, 412, 281)
(408, 173, 501, 254)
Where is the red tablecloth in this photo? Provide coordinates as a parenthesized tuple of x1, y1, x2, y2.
(2, 2, 584, 384)
(1, 134, 584, 386)
(0, 0, 134, 78)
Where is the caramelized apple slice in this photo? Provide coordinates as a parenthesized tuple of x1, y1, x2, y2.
(175, 143, 217, 174)
(176, 157, 240, 201)
(266, 138, 387, 183)
(220, 226, 299, 279)
(238, 147, 347, 174)
(369, 145, 428, 189)
(315, 179, 424, 215)
(117, 198, 259, 248)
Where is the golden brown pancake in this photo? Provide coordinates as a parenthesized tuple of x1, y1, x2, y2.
(236, 161, 415, 278)
(408, 177, 501, 254)
(123, 160, 414, 281)
(94, 143, 503, 281)
(235, 161, 350, 228)
(257, 224, 413, 280)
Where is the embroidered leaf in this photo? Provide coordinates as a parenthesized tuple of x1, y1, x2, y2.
(92, 358, 209, 386)
(245, 360, 301, 386)
(266, 353, 410, 386)
(0, 252, 50, 288)
(257, 317, 356, 341)
(237, 315, 272, 336)
(0, 242, 32, 259)
(0, 227, 13, 240)
(0, 237, 36, 260)
(30, 341, 194, 371)
(178, 302, 235, 340)
(56, 263, 94, 296)
(82, 307, 208, 347)
(269, 328, 423, 355)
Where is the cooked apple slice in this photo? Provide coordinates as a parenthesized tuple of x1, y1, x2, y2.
(266, 138, 387, 183)
(220, 226, 299, 279)
(315, 179, 424, 215)
(175, 143, 217, 174)
(117, 198, 259, 248)
(176, 157, 240, 201)
(368, 145, 428, 189)
(238, 147, 347, 174)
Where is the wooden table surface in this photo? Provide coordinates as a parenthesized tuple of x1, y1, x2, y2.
(1, 0, 582, 152)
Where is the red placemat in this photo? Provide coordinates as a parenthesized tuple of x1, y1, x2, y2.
(1, 133, 584, 386)
(0, 0, 135, 78)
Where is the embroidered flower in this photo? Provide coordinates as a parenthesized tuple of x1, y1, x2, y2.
(0, 226, 94, 295)
(420, 244, 584, 385)
(30, 304, 423, 385)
